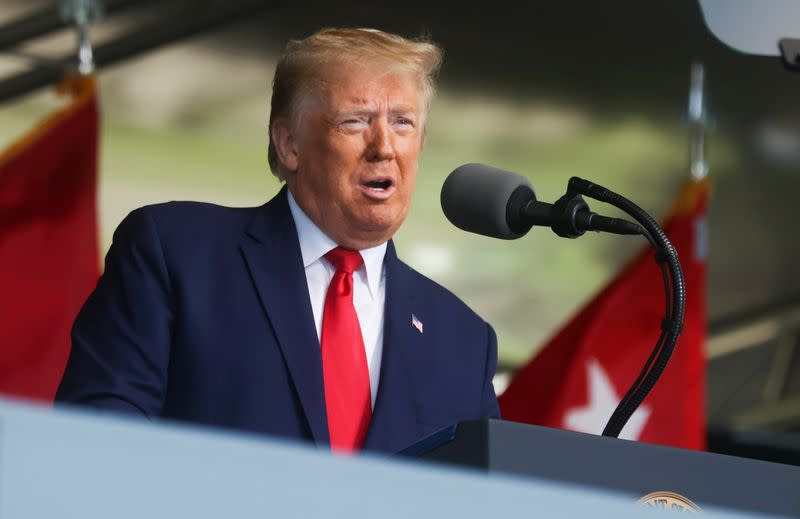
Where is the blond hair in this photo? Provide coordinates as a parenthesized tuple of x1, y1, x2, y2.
(267, 28, 443, 179)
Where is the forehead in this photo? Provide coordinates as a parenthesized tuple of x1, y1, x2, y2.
(313, 62, 424, 111)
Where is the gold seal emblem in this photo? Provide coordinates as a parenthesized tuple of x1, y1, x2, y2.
(639, 491, 702, 512)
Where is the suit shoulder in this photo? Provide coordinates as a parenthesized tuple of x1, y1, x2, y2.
(113, 201, 263, 253)
(130, 201, 257, 229)
(120, 201, 260, 237)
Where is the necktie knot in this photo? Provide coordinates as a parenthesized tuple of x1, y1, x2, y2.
(325, 247, 363, 274)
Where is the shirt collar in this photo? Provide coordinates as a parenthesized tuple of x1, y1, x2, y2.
(287, 189, 387, 299)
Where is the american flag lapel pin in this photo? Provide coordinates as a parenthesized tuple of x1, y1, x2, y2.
(411, 313, 424, 334)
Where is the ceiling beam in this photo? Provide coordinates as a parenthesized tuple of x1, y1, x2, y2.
(0, 0, 278, 103)
(0, 0, 154, 51)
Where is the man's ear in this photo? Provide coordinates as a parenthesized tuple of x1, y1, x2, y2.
(271, 118, 299, 173)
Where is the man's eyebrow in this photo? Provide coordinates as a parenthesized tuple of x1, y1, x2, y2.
(331, 108, 375, 119)
(390, 106, 417, 115)
(332, 104, 418, 117)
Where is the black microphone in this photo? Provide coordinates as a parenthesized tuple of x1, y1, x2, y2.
(440, 163, 642, 240)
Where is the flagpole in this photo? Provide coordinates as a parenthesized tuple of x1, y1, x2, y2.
(61, 0, 102, 75)
(688, 62, 709, 181)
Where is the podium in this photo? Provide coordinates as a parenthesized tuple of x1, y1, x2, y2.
(401, 419, 800, 516)
(0, 399, 783, 518)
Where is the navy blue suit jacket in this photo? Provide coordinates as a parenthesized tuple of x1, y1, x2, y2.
(56, 188, 500, 454)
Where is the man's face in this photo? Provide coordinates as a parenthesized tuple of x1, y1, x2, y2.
(277, 62, 425, 249)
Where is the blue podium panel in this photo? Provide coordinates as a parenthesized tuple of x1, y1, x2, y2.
(0, 399, 774, 518)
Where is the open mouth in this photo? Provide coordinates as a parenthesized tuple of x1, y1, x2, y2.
(363, 179, 393, 192)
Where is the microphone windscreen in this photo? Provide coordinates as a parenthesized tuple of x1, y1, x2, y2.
(440, 163, 535, 240)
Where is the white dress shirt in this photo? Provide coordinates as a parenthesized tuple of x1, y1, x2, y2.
(287, 190, 386, 409)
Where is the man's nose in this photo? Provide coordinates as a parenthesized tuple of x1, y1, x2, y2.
(366, 119, 395, 162)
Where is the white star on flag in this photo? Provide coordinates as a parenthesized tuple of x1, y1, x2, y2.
(563, 358, 651, 441)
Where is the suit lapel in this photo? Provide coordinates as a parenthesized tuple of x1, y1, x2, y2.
(364, 241, 426, 453)
(240, 187, 329, 445)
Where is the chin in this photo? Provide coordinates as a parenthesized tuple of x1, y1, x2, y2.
(355, 216, 403, 243)
(359, 220, 394, 236)
(361, 204, 404, 225)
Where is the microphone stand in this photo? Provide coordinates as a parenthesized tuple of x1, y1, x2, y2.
(555, 177, 686, 439)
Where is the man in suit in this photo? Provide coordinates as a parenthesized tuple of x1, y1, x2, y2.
(56, 28, 500, 454)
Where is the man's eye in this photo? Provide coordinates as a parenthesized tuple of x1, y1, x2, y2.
(394, 117, 415, 127)
(340, 118, 368, 128)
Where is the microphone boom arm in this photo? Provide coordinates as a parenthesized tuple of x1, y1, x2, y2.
(566, 177, 686, 439)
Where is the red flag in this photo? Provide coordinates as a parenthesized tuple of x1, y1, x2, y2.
(0, 75, 100, 403)
(499, 179, 709, 450)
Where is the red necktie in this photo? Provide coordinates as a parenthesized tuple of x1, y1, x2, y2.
(321, 247, 372, 453)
